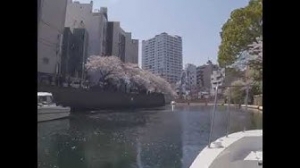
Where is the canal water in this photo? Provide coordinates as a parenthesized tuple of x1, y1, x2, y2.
(38, 105, 262, 168)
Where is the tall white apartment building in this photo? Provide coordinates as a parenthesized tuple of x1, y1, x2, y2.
(142, 32, 183, 84)
(65, 0, 108, 56)
(38, 0, 68, 75)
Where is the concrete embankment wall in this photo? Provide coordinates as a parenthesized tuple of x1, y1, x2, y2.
(225, 104, 263, 111)
(38, 85, 166, 111)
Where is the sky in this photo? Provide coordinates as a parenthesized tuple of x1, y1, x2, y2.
(77, 0, 249, 67)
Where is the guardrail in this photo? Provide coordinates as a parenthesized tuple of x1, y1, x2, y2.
(208, 84, 256, 148)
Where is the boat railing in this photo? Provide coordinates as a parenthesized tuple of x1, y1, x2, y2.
(208, 83, 253, 148)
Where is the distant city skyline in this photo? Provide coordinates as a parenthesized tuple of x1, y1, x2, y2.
(77, 0, 249, 67)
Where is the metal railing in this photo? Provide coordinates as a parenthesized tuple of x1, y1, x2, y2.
(208, 84, 251, 148)
(208, 85, 219, 148)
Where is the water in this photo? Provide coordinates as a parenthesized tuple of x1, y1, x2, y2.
(38, 105, 262, 168)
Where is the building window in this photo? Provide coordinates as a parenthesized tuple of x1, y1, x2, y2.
(43, 57, 49, 64)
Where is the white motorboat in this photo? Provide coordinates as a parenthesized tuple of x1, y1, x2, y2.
(190, 129, 262, 168)
(38, 92, 70, 122)
(171, 101, 176, 105)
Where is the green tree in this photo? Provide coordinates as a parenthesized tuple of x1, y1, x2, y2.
(218, 0, 262, 67)
(248, 67, 262, 82)
(224, 79, 246, 105)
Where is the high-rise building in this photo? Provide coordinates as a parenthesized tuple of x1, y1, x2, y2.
(61, 27, 74, 77)
(142, 32, 183, 84)
(89, 7, 108, 56)
(61, 27, 89, 78)
(64, 0, 93, 31)
(65, 1, 137, 63)
(64, 1, 108, 56)
(38, 0, 68, 76)
(64, 0, 92, 56)
(106, 22, 126, 61)
(125, 32, 139, 64)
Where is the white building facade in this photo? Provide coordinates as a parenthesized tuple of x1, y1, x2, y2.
(142, 32, 183, 84)
(38, 0, 68, 75)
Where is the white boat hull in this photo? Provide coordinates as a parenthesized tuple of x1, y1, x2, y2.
(38, 106, 70, 122)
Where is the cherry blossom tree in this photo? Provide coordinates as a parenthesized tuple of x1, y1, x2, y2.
(85, 55, 124, 88)
(227, 37, 262, 94)
(85, 56, 177, 97)
(229, 36, 262, 72)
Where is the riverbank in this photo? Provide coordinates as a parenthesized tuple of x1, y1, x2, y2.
(174, 102, 262, 112)
(233, 104, 263, 112)
(38, 85, 166, 111)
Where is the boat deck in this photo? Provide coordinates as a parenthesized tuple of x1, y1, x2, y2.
(210, 136, 262, 168)
(189, 130, 262, 168)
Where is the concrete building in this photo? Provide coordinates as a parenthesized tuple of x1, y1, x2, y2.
(196, 60, 218, 91)
(61, 27, 89, 78)
(184, 64, 198, 98)
(175, 64, 197, 98)
(89, 7, 108, 56)
(71, 28, 89, 78)
(64, 0, 92, 56)
(64, 0, 93, 31)
(175, 70, 187, 96)
(125, 33, 139, 64)
(38, 0, 68, 76)
(142, 32, 183, 84)
(106, 22, 126, 61)
(210, 68, 225, 95)
(65, 1, 108, 56)
(65, 1, 137, 63)
(61, 27, 74, 77)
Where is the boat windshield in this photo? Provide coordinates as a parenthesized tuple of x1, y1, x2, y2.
(38, 96, 53, 105)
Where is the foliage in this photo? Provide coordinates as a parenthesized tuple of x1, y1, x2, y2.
(247, 37, 262, 82)
(218, 0, 262, 67)
(85, 55, 124, 86)
(248, 67, 262, 82)
(225, 78, 262, 105)
(249, 81, 262, 96)
(224, 79, 246, 104)
(85, 56, 177, 97)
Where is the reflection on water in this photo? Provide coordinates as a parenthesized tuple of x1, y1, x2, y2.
(38, 105, 262, 168)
